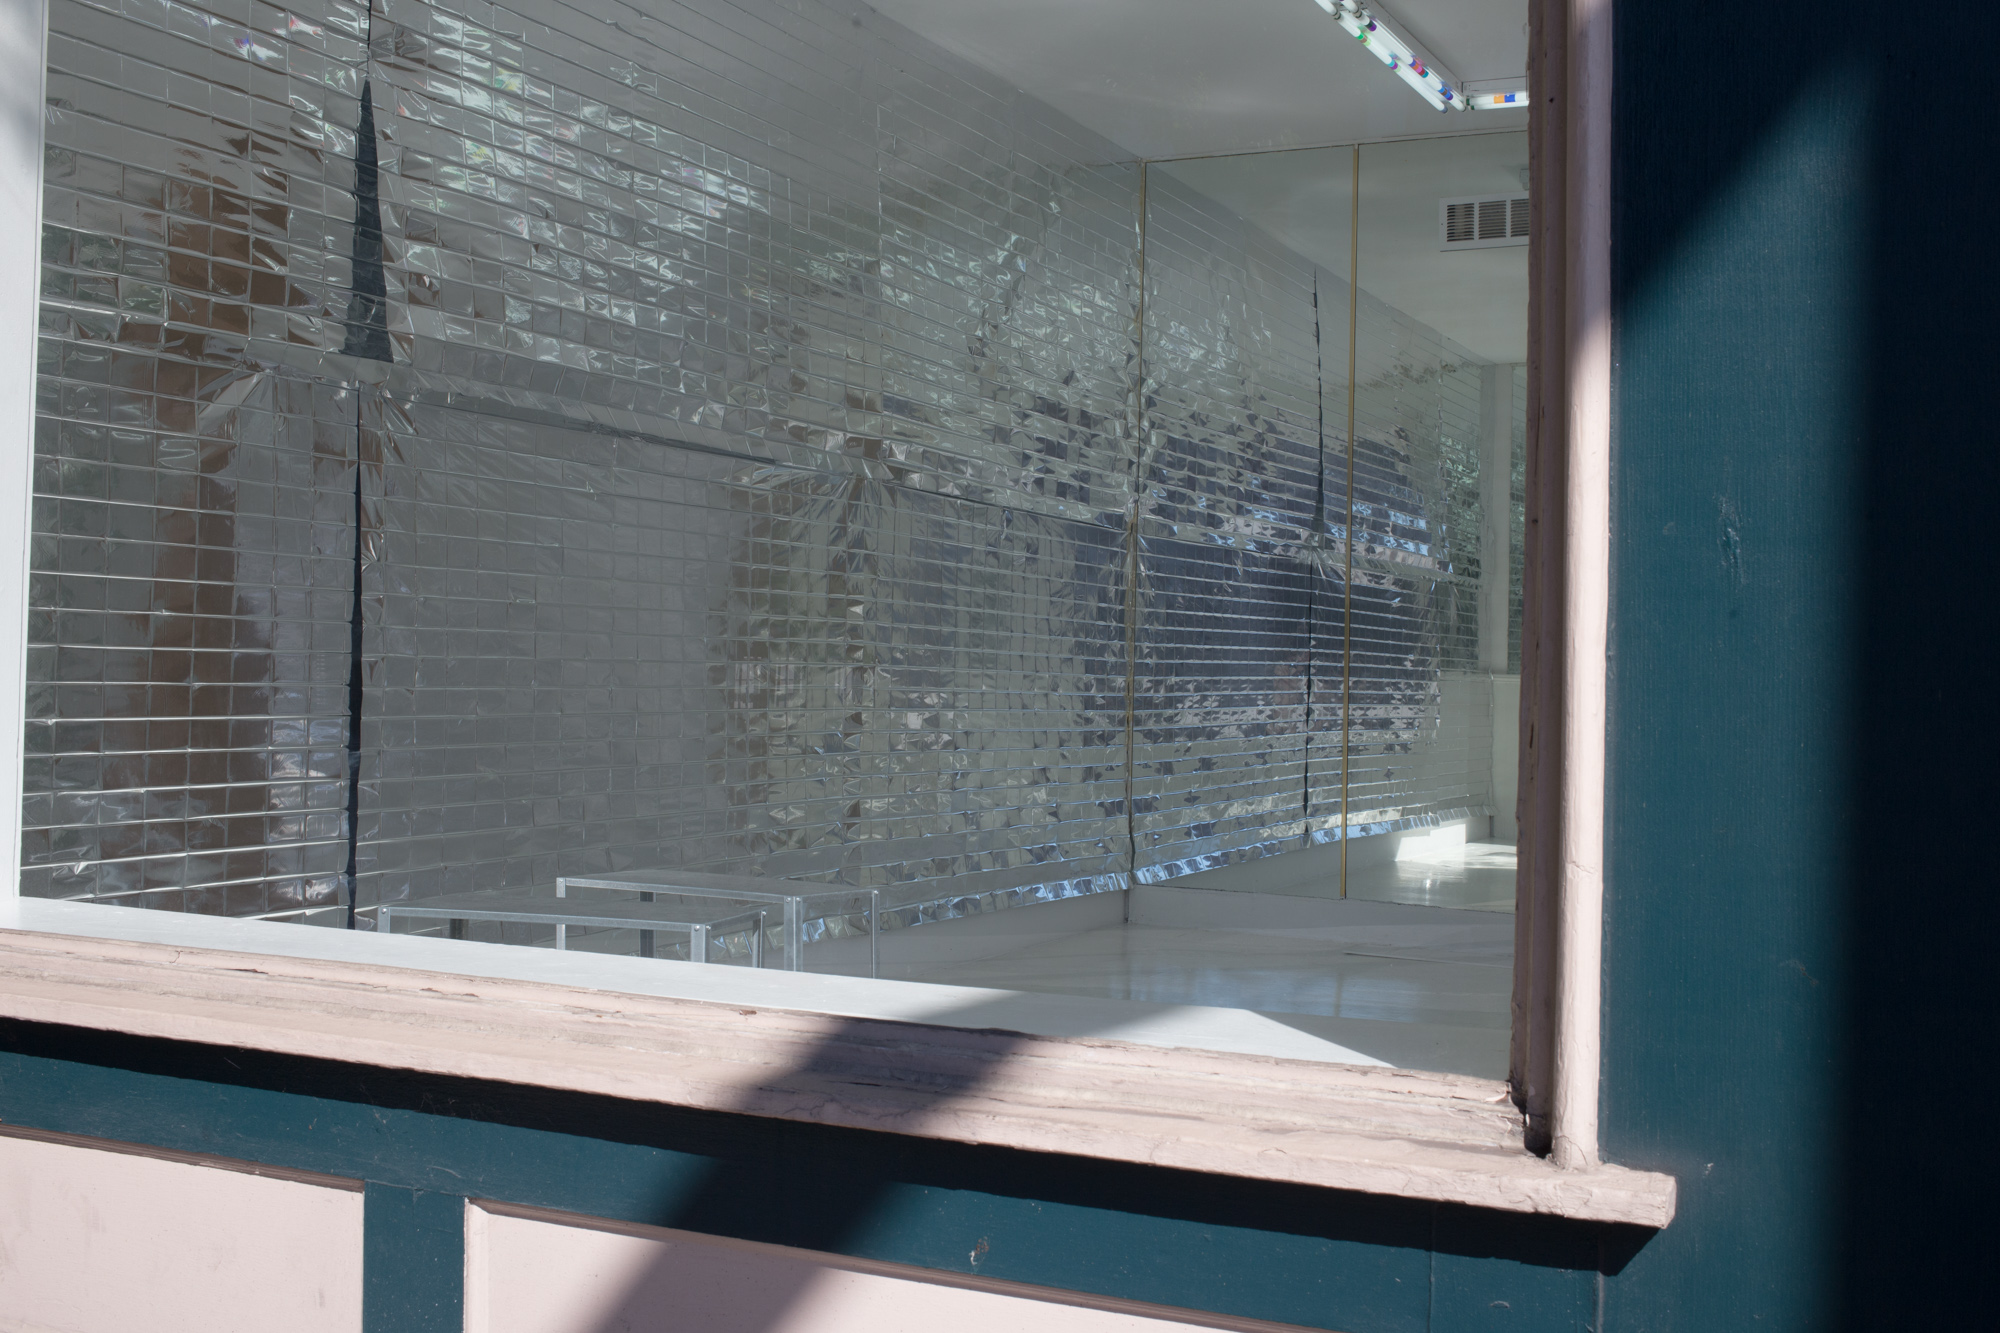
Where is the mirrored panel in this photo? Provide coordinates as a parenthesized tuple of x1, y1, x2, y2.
(1106, 136, 1526, 1078)
(1345, 131, 1528, 910)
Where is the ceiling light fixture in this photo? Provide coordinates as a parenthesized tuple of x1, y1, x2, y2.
(1311, 1, 1528, 114)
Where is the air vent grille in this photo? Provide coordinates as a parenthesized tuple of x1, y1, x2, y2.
(1439, 193, 1531, 250)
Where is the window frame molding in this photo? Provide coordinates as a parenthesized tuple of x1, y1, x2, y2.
(0, 0, 47, 923)
(0, 0, 1655, 1223)
(1515, 0, 1613, 1171)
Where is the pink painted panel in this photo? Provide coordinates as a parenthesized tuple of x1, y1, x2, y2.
(466, 1202, 1296, 1333)
(0, 1134, 364, 1333)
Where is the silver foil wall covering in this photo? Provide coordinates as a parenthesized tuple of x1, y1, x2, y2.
(29, 0, 368, 918)
(1340, 281, 1492, 841)
(1134, 170, 1323, 881)
(26, 0, 1517, 928)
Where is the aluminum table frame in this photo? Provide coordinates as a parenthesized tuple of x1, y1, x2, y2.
(378, 892, 767, 965)
(556, 872, 881, 977)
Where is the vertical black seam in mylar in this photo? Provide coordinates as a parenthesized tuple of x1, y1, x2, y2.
(341, 27, 390, 924)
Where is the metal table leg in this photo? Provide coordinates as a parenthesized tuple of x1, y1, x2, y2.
(869, 890, 879, 979)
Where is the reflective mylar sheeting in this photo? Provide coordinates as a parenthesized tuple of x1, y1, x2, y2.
(366, 0, 1139, 528)
(349, 0, 1140, 917)
(27, 0, 1510, 933)
(369, 0, 891, 470)
(873, 68, 1141, 526)
(1132, 171, 1322, 878)
(1132, 535, 1312, 881)
(26, 0, 368, 918)
(1139, 169, 1324, 549)
(1301, 264, 1353, 849)
(1338, 284, 1492, 837)
(24, 367, 359, 916)
(1509, 364, 1527, 674)
(356, 396, 1130, 920)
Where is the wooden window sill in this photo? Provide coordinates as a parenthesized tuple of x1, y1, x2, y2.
(0, 916, 1674, 1228)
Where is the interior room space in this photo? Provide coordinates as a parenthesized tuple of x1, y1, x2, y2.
(24, 0, 1533, 1080)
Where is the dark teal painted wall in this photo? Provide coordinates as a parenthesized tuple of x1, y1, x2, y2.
(10, 4, 1995, 1328)
(0, 1024, 1611, 1333)
(364, 1183, 464, 1333)
(1605, 0, 1998, 1327)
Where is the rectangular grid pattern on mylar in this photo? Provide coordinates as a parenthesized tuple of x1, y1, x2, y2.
(27, 0, 1508, 932)
(25, 0, 368, 918)
(1133, 171, 1322, 878)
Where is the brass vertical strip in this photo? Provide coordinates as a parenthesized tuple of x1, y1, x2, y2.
(1303, 274, 1322, 835)
(1340, 144, 1359, 899)
(1124, 162, 1149, 884)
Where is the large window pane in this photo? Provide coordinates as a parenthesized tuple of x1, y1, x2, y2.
(22, 0, 1528, 1080)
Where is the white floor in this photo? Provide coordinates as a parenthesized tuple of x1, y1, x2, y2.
(376, 826, 1519, 1073)
(838, 839, 1519, 1080)
(13, 839, 1518, 1078)
(1174, 826, 1520, 913)
(1347, 836, 1520, 913)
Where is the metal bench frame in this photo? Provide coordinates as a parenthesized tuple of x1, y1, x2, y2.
(378, 897, 767, 966)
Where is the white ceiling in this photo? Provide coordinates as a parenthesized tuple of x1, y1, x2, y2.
(864, 0, 1528, 161)
(867, 0, 1531, 364)
(1162, 132, 1530, 364)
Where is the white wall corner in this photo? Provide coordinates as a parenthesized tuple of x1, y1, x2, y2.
(0, 0, 48, 899)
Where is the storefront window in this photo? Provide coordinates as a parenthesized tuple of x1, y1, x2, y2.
(23, 0, 1527, 1080)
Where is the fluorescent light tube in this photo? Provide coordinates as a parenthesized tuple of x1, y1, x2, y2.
(1332, 4, 1400, 71)
(1321, 1, 1480, 113)
(1467, 89, 1532, 111)
(1394, 57, 1452, 112)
